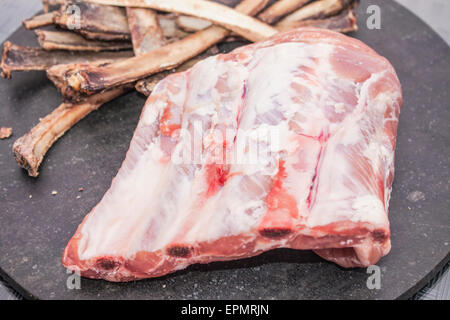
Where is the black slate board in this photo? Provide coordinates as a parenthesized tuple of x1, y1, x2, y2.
(0, 0, 449, 300)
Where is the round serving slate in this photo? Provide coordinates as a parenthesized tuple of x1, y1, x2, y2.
(0, 0, 449, 300)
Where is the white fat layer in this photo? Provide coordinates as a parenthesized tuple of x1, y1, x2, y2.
(77, 39, 399, 260)
(306, 71, 400, 228)
(79, 143, 170, 260)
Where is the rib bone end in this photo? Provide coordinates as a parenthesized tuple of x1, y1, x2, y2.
(1, 41, 13, 79)
(13, 140, 41, 177)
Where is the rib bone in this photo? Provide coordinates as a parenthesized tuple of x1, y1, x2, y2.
(126, 8, 166, 56)
(175, 0, 271, 33)
(13, 85, 132, 177)
(0, 41, 133, 78)
(55, 2, 131, 41)
(258, 0, 312, 24)
(35, 30, 132, 52)
(84, 0, 277, 42)
(40, 4, 188, 41)
(176, 15, 212, 33)
(277, 8, 358, 33)
(157, 14, 191, 40)
(47, 27, 230, 100)
(277, 0, 358, 26)
(23, 12, 56, 29)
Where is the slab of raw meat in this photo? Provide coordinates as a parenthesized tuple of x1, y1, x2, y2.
(63, 28, 402, 281)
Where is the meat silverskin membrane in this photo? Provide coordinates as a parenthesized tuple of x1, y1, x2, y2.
(63, 28, 402, 281)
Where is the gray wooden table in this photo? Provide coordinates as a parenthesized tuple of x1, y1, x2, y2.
(0, 0, 449, 300)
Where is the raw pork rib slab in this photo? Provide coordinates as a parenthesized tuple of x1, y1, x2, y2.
(63, 28, 402, 281)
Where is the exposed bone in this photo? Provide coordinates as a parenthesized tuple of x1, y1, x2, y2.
(77, 30, 129, 42)
(44, 3, 187, 42)
(174, 0, 270, 36)
(0, 41, 133, 78)
(232, 0, 271, 17)
(134, 70, 173, 97)
(13, 85, 132, 177)
(84, 0, 277, 42)
(126, 8, 166, 56)
(277, 8, 358, 33)
(157, 14, 191, 39)
(35, 30, 132, 52)
(0, 127, 13, 139)
(23, 12, 56, 29)
(258, 0, 312, 24)
(176, 16, 212, 33)
(277, 0, 358, 26)
(45, 0, 272, 100)
(174, 0, 270, 33)
(55, 2, 131, 41)
(125, 7, 167, 94)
